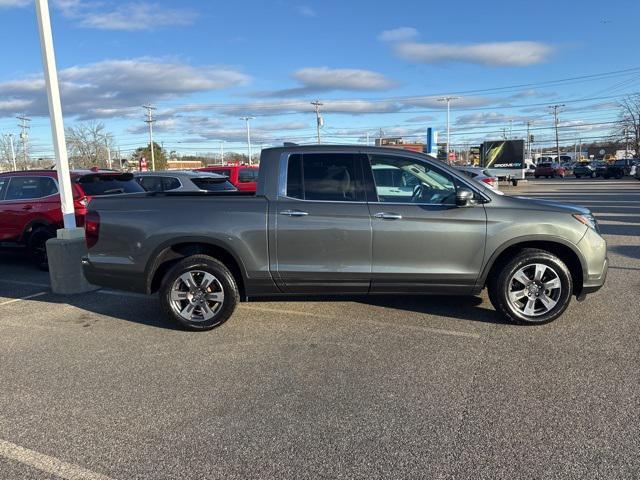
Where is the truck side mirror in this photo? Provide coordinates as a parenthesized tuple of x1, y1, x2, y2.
(456, 188, 476, 207)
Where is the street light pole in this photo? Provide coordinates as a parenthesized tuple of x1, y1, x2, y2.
(35, 0, 75, 230)
(550, 104, 565, 163)
(241, 116, 254, 164)
(8, 133, 17, 171)
(438, 96, 459, 164)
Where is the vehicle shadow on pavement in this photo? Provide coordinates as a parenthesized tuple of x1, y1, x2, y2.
(252, 294, 507, 325)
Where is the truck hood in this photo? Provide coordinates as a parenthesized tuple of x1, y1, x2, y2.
(508, 195, 591, 215)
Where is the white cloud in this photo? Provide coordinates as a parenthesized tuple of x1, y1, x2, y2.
(257, 67, 397, 97)
(378, 27, 418, 43)
(0, 0, 30, 7)
(394, 41, 554, 66)
(455, 112, 531, 126)
(295, 5, 316, 17)
(0, 58, 250, 120)
(53, 0, 197, 31)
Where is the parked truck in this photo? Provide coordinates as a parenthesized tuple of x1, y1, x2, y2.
(481, 139, 527, 185)
(82, 145, 608, 330)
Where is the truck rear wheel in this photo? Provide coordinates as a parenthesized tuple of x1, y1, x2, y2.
(488, 248, 572, 324)
(159, 255, 239, 331)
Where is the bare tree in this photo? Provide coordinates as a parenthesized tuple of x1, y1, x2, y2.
(0, 134, 25, 171)
(65, 122, 117, 168)
(616, 94, 640, 157)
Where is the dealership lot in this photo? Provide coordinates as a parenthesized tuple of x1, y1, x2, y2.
(0, 179, 638, 479)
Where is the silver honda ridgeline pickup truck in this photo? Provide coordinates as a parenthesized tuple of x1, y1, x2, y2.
(82, 145, 607, 330)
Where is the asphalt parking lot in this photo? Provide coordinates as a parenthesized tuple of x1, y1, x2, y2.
(0, 178, 638, 480)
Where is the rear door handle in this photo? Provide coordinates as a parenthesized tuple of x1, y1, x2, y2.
(22, 205, 33, 211)
(374, 212, 403, 220)
(280, 209, 309, 217)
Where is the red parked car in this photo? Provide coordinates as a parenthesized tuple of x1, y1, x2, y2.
(0, 169, 144, 269)
(534, 163, 566, 178)
(197, 164, 259, 192)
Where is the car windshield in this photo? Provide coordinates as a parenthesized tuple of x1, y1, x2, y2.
(77, 174, 145, 195)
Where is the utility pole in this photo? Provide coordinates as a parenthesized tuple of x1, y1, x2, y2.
(311, 100, 323, 144)
(143, 104, 156, 170)
(378, 128, 384, 146)
(365, 132, 370, 146)
(550, 104, 565, 163)
(240, 116, 254, 164)
(219, 141, 224, 164)
(509, 119, 513, 139)
(8, 133, 17, 171)
(526, 121, 532, 160)
(437, 96, 459, 164)
(104, 135, 112, 169)
(17, 115, 31, 167)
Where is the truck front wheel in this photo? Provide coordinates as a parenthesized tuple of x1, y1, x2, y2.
(159, 255, 239, 331)
(488, 249, 573, 324)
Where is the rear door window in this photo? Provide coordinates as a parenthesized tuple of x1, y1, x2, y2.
(238, 168, 258, 183)
(78, 174, 145, 195)
(0, 178, 8, 200)
(5, 176, 58, 200)
(138, 176, 163, 192)
(286, 153, 365, 202)
(162, 177, 181, 191)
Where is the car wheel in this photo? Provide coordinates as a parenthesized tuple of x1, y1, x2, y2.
(575, 174, 581, 179)
(590, 172, 596, 178)
(488, 248, 573, 325)
(159, 254, 239, 331)
(28, 227, 55, 271)
(534, 175, 539, 179)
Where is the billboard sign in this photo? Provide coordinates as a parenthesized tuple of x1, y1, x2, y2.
(481, 140, 525, 169)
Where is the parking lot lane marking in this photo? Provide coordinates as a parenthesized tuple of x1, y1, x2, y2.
(0, 279, 50, 288)
(0, 439, 115, 480)
(0, 291, 48, 306)
(239, 305, 480, 339)
(239, 304, 336, 319)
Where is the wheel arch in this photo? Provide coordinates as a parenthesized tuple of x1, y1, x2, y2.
(145, 239, 247, 298)
(480, 237, 586, 297)
(22, 219, 56, 244)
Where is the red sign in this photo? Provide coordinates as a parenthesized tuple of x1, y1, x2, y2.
(140, 157, 148, 172)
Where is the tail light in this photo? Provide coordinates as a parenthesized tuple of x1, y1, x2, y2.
(74, 196, 89, 209)
(85, 211, 100, 249)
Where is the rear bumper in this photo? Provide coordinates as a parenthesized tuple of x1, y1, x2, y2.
(81, 256, 147, 293)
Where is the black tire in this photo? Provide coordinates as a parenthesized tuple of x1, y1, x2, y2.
(488, 248, 573, 325)
(575, 174, 581, 179)
(27, 227, 55, 271)
(159, 255, 239, 331)
(534, 175, 539, 179)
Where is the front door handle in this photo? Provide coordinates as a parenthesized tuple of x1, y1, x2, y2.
(22, 205, 33, 211)
(280, 209, 309, 217)
(374, 212, 403, 220)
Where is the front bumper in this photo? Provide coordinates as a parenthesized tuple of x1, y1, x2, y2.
(576, 227, 608, 297)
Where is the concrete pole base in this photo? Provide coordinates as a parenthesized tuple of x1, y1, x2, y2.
(46, 228, 99, 294)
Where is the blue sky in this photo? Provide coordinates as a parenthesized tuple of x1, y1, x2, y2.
(0, 0, 639, 159)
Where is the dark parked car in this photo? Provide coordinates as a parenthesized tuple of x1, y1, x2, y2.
(573, 162, 597, 178)
(603, 159, 637, 179)
(83, 145, 607, 330)
(0, 169, 143, 268)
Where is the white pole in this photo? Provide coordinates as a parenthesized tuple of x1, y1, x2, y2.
(446, 100, 451, 163)
(105, 137, 112, 169)
(220, 142, 224, 164)
(9, 134, 17, 171)
(35, 0, 76, 230)
(241, 116, 254, 165)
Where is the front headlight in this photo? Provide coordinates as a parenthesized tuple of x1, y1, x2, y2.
(573, 213, 597, 230)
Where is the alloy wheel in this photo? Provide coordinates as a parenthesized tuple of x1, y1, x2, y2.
(508, 263, 562, 319)
(169, 270, 225, 322)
